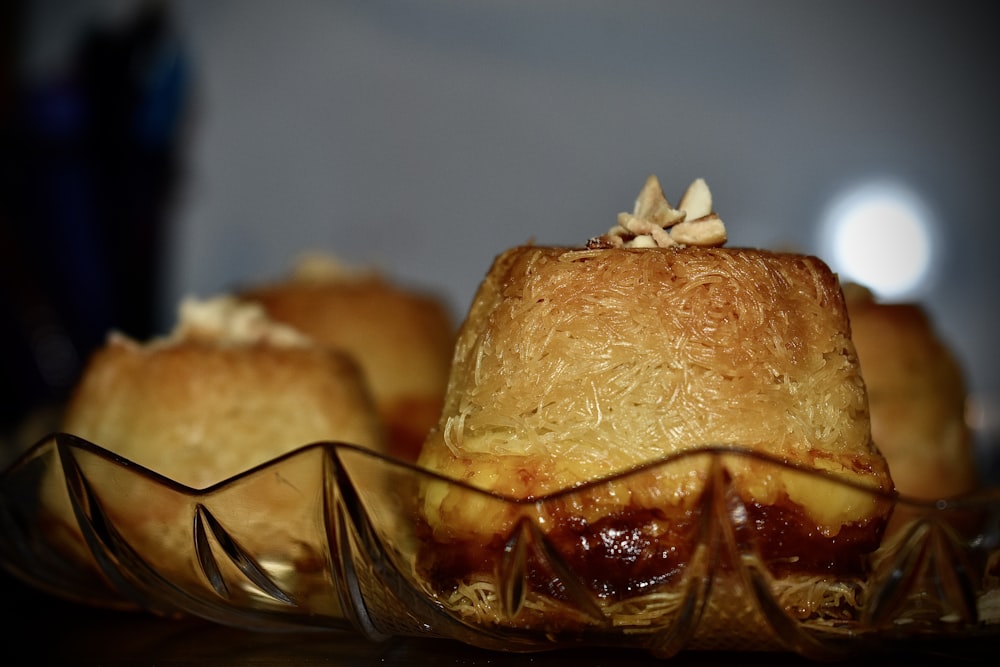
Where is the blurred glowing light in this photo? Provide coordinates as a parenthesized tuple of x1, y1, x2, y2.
(820, 181, 936, 299)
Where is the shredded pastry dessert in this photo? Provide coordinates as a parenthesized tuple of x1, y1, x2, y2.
(414, 176, 894, 639)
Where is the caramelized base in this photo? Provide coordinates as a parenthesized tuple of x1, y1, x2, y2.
(417, 494, 886, 606)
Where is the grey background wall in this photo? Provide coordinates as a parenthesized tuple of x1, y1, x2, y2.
(14, 0, 1000, 471)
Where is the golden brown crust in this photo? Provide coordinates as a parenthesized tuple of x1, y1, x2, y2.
(48, 314, 384, 603)
(416, 245, 893, 611)
(845, 288, 977, 499)
(61, 334, 383, 488)
(241, 276, 455, 461)
(421, 246, 889, 511)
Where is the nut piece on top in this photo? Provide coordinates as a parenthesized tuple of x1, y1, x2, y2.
(587, 175, 727, 249)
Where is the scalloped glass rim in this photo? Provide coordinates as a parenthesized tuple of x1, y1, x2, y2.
(1, 432, 998, 660)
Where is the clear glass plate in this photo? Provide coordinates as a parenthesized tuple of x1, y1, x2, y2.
(1, 433, 998, 660)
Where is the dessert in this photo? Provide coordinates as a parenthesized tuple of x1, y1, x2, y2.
(415, 176, 894, 636)
(43, 295, 386, 612)
(60, 295, 385, 487)
(844, 283, 978, 500)
(240, 254, 455, 461)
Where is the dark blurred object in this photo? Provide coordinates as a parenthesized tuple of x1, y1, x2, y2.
(1, 1, 189, 438)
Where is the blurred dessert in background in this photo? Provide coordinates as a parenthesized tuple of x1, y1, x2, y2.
(240, 253, 456, 462)
(844, 283, 979, 500)
(43, 295, 384, 610)
(60, 295, 385, 487)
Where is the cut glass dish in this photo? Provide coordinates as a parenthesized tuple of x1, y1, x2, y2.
(1, 433, 998, 660)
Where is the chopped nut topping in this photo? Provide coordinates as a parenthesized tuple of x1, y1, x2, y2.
(165, 295, 312, 348)
(291, 252, 377, 283)
(587, 175, 728, 249)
